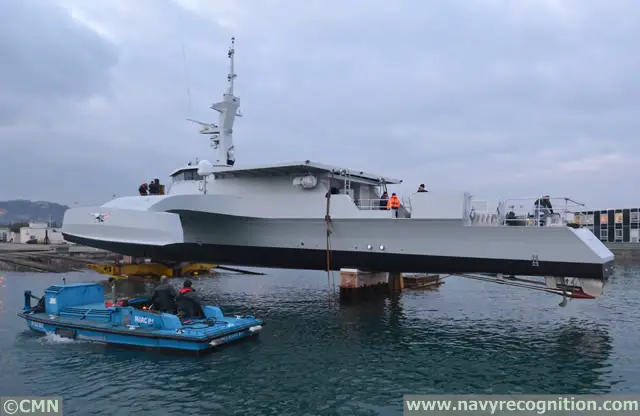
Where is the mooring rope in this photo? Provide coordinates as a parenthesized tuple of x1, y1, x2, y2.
(325, 173, 337, 301)
(325, 189, 333, 300)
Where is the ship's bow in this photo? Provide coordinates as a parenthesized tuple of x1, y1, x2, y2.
(61, 201, 184, 254)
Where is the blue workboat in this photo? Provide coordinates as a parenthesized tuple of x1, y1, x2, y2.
(18, 282, 264, 353)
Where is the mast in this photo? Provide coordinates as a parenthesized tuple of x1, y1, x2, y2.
(187, 36, 241, 167)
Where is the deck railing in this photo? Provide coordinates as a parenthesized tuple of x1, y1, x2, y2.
(351, 194, 585, 226)
(354, 199, 390, 210)
(467, 196, 586, 227)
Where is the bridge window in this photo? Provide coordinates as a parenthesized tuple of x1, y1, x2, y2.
(631, 210, 639, 224)
(172, 170, 204, 182)
(184, 170, 204, 181)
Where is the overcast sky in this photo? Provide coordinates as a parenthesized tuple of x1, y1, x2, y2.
(1, 0, 638, 209)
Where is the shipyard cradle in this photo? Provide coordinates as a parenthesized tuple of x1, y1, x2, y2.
(61, 37, 613, 300)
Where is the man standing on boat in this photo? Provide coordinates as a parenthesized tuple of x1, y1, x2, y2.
(379, 191, 389, 210)
(533, 195, 554, 226)
(387, 193, 401, 218)
(417, 184, 427, 192)
(148, 179, 160, 195)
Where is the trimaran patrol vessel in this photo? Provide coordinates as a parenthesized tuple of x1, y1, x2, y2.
(62, 38, 614, 304)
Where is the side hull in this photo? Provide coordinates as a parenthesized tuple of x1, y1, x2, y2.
(63, 233, 614, 280)
(62, 209, 614, 280)
(20, 314, 260, 353)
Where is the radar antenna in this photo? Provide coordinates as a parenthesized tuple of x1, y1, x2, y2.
(187, 36, 241, 167)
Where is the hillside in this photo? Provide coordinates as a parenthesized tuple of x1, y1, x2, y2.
(0, 200, 69, 226)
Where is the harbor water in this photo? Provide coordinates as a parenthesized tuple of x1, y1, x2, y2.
(1, 266, 639, 415)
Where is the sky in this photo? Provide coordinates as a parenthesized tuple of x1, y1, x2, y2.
(0, 0, 638, 210)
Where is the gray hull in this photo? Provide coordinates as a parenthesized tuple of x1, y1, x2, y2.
(62, 208, 614, 280)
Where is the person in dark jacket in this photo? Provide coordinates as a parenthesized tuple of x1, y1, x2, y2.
(379, 191, 389, 210)
(176, 280, 203, 317)
(533, 195, 554, 226)
(150, 276, 177, 313)
(148, 180, 159, 195)
(138, 183, 148, 196)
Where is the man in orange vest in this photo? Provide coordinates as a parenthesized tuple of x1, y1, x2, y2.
(387, 193, 401, 218)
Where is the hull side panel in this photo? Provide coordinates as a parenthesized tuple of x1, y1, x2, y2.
(61, 209, 614, 279)
(63, 233, 614, 279)
(176, 212, 612, 265)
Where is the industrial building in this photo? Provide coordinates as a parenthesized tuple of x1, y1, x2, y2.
(16, 221, 66, 244)
(575, 208, 640, 243)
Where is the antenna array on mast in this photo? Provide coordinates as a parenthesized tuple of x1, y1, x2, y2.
(227, 37, 236, 95)
(187, 36, 241, 167)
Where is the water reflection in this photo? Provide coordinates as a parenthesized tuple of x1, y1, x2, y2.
(335, 293, 613, 395)
(92, 273, 616, 396)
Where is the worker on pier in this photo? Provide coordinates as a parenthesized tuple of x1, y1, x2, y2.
(138, 183, 148, 196)
(533, 195, 554, 226)
(150, 276, 177, 313)
(387, 193, 401, 218)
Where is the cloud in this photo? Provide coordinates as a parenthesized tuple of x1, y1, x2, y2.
(0, 0, 118, 127)
(0, 0, 638, 210)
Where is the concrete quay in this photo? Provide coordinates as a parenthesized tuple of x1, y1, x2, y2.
(0, 243, 114, 273)
(0, 243, 107, 254)
(604, 242, 640, 264)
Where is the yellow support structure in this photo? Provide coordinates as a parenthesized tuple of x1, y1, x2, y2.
(88, 262, 218, 279)
(180, 263, 217, 276)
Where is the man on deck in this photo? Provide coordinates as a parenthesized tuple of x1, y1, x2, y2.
(533, 195, 554, 226)
(387, 193, 401, 218)
(379, 191, 389, 210)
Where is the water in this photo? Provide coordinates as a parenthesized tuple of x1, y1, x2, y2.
(1, 266, 639, 415)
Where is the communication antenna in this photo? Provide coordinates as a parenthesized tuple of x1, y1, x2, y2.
(188, 37, 242, 167)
